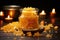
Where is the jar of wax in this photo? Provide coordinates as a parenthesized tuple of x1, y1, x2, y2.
(19, 7, 39, 30)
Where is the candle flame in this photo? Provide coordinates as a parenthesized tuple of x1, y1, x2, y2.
(0, 11, 4, 16)
(42, 10, 45, 13)
(40, 10, 46, 15)
(7, 15, 10, 18)
(52, 8, 55, 13)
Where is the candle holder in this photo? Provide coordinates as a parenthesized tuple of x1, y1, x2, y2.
(5, 19, 13, 23)
(3, 5, 20, 21)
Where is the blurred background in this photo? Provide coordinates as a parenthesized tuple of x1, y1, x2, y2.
(0, 0, 60, 17)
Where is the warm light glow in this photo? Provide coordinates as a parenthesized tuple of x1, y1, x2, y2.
(51, 18, 55, 24)
(40, 10, 46, 15)
(5, 15, 13, 20)
(9, 10, 15, 17)
(20, 15, 24, 18)
(52, 8, 55, 13)
(0, 11, 4, 16)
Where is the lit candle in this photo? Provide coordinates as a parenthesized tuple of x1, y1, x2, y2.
(5, 15, 13, 20)
(40, 10, 46, 15)
(39, 10, 46, 23)
(0, 11, 4, 16)
(0, 11, 4, 20)
(50, 8, 56, 17)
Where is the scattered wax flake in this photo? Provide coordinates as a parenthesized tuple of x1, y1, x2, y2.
(26, 32, 32, 36)
(13, 31, 24, 36)
(33, 32, 40, 37)
(46, 34, 52, 38)
(48, 24, 53, 27)
(54, 26, 58, 30)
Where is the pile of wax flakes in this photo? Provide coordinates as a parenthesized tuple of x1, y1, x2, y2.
(0, 21, 58, 37)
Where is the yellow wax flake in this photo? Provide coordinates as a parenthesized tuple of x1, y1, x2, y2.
(48, 24, 53, 27)
(33, 32, 40, 37)
(54, 26, 58, 30)
(13, 30, 24, 36)
(44, 24, 54, 31)
(46, 34, 52, 38)
(44, 25, 50, 31)
(26, 32, 32, 36)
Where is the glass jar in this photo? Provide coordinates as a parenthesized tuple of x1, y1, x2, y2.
(3, 5, 20, 21)
(19, 7, 39, 30)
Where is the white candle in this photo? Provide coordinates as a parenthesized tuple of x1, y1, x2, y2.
(0, 11, 4, 16)
(40, 10, 46, 15)
(5, 15, 13, 20)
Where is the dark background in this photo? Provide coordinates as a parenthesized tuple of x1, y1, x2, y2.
(0, 0, 60, 17)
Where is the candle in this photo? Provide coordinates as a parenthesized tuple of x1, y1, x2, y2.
(50, 8, 56, 17)
(0, 11, 4, 16)
(5, 15, 13, 23)
(40, 10, 46, 15)
(0, 11, 4, 20)
(5, 15, 13, 20)
(39, 10, 46, 23)
(0, 20, 3, 27)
